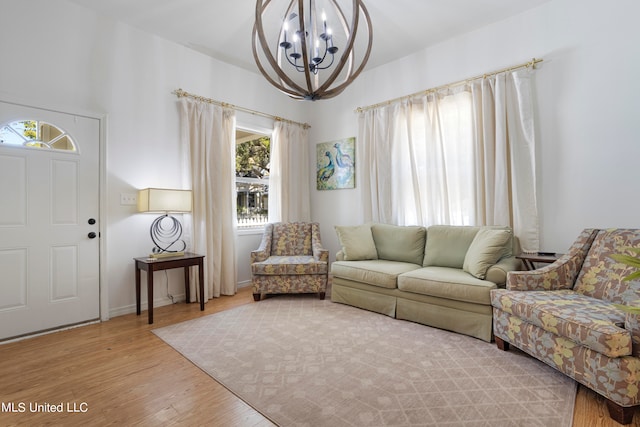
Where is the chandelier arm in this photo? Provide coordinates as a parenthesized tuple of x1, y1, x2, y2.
(253, 0, 309, 97)
(276, 0, 302, 84)
(315, 40, 336, 70)
(296, 0, 315, 97)
(252, 23, 308, 99)
(315, 0, 359, 94)
(317, 1, 373, 98)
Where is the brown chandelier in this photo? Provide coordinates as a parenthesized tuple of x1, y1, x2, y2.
(252, 0, 373, 101)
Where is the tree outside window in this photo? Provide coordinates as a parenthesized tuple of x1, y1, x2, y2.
(236, 131, 270, 228)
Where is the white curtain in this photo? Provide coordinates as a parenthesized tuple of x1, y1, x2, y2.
(470, 69, 539, 252)
(180, 97, 237, 299)
(269, 120, 311, 222)
(359, 68, 539, 251)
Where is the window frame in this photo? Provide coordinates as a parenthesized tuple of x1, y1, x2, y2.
(235, 125, 272, 231)
(0, 119, 77, 152)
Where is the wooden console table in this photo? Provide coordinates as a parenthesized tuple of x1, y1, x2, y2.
(516, 252, 562, 271)
(134, 252, 205, 324)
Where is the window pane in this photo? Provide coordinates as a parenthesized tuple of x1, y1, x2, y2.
(0, 120, 76, 152)
(236, 130, 270, 227)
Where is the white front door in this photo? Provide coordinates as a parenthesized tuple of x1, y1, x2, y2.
(0, 101, 100, 340)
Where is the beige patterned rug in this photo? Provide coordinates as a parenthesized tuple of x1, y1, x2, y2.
(153, 295, 576, 427)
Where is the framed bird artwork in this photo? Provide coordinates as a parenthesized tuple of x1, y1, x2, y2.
(316, 137, 355, 190)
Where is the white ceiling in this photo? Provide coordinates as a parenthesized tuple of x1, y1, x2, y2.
(67, 0, 551, 73)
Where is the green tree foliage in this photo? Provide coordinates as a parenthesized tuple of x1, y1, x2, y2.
(22, 120, 37, 140)
(236, 137, 270, 178)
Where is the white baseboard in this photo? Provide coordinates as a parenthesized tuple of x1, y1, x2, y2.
(109, 293, 186, 318)
(109, 281, 252, 318)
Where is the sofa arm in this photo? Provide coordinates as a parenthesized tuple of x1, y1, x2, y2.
(506, 254, 579, 291)
(250, 249, 268, 263)
(623, 310, 640, 357)
(251, 225, 273, 263)
(311, 224, 329, 262)
(314, 249, 329, 263)
(506, 229, 599, 291)
(486, 256, 523, 286)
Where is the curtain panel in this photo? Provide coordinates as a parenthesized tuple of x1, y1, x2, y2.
(180, 97, 237, 299)
(358, 69, 539, 252)
(269, 120, 311, 223)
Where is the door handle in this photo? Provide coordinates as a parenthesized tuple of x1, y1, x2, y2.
(88, 232, 97, 239)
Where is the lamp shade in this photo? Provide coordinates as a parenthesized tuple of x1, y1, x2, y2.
(137, 188, 192, 213)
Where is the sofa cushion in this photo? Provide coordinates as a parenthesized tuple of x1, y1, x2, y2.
(463, 228, 512, 279)
(398, 267, 497, 305)
(423, 225, 480, 268)
(491, 289, 631, 358)
(252, 256, 328, 275)
(371, 224, 426, 265)
(331, 260, 421, 289)
(335, 224, 378, 261)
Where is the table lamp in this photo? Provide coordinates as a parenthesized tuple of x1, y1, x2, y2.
(137, 188, 192, 257)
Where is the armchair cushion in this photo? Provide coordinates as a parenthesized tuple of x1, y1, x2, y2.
(492, 288, 630, 358)
(251, 255, 328, 275)
(335, 224, 378, 261)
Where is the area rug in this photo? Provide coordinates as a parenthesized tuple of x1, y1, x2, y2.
(153, 296, 576, 427)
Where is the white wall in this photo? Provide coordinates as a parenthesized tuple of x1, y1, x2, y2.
(0, 0, 309, 318)
(3, 0, 640, 318)
(309, 0, 640, 259)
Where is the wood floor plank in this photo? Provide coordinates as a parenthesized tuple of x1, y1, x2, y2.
(0, 286, 637, 426)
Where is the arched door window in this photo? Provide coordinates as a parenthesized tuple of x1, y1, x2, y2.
(0, 120, 76, 151)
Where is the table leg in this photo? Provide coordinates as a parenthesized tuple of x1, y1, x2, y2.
(135, 263, 141, 316)
(147, 267, 154, 324)
(198, 259, 205, 311)
(183, 266, 191, 303)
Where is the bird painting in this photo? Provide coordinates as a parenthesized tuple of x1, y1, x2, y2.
(316, 137, 355, 190)
(334, 142, 354, 169)
(333, 141, 354, 187)
(317, 151, 335, 184)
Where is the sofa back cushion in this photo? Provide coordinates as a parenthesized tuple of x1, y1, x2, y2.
(371, 224, 426, 265)
(335, 224, 378, 261)
(574, 228, 640, 304)
(271, 222, 313, 256)
(423, 225, 480, 268)
(423, 225, 514, 269)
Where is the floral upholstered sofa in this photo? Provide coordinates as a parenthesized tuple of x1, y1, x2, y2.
(491, 228, 640, 425)
(251, 222, 329, 301)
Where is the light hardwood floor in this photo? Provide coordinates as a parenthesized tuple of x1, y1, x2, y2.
(0, 286, 636, 426)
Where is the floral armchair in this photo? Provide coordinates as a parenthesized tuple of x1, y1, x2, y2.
(491, 229, 640, 425)
(251, 222, 329, 301)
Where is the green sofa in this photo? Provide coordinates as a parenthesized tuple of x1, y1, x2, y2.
(330, 223, 521, 342)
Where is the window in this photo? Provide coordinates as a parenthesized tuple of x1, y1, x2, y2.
(0, 120, 76, 151)
(236, 129, 270, 228)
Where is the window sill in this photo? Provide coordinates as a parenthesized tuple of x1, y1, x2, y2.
(237, 226, 266, 236)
